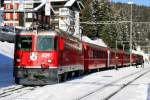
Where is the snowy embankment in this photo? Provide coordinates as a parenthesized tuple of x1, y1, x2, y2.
(0, 41, 14, 88)
(0, 41, 14, 58)
(6, 64, 149, 100)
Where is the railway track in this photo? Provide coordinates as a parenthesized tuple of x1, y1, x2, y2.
(0, 85, 40, 99)
(0, 85, 25, 96)
(0, 67, 149, 100)
(78, 67, 150, 100)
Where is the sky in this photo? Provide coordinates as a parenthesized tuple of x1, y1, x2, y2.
(112, 0, 150, 7)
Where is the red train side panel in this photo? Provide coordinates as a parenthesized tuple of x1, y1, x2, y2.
(83, 42, 107, 72)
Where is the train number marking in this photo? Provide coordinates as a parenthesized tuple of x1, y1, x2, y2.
(42, 53, 51, 58)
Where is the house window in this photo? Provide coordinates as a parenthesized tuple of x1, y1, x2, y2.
(6, 4, 10, 9)
(6, 13, 10, 19)
(13, 13, 18, 19)
(13, 4, 18, 10)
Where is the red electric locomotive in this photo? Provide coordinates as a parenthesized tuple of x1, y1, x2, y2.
(14, 29, 84, 85)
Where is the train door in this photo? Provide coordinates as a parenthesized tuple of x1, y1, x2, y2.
(83, 44, 89, 72)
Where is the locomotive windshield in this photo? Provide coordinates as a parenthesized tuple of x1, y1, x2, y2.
(37, 36, 54, 51)
(16, 36, 32, 50)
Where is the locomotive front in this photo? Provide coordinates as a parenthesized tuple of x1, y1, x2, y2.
(14, 30, 62, 85)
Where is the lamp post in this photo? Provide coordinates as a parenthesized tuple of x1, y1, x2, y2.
(23, 0, 26, 27)
(94, 0, 99, 38)
(123, 44, 125, 51)
(137, 31, 140, 41)
(128, 1, 133, 66)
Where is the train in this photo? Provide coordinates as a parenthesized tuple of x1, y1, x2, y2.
(13, 29, 144, 85)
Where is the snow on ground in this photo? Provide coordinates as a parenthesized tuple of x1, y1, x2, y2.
(0, 41, 14, 58)
(6, 63, 149, 100)
(110, 67, 150, 100)
(0, 41, 15, 88)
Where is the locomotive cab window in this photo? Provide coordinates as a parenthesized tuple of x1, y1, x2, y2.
(54, 38, 58, 51)
(16, 36, 32, 50)
(37, 36, 54, 51)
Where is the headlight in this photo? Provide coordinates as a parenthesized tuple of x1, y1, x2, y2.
(16, 59, 21, 62)
(48, 59, 53, 63)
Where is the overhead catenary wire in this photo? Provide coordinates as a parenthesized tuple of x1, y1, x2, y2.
(80, 21, 150, 25)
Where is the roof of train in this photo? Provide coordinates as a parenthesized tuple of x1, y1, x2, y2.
(82, 41, 107, 51)
(15, 29, 81, 41)
(15, 29, 141, 57)
(82, 35, 107, 47)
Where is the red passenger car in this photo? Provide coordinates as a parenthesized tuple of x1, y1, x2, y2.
(131, 53, 138, 65)
(83, 42, 108, 72)
(136, 54, 144, 65)
(108, 49, 124, 68)
(122, 52, 130, 66)
(14, 29, 83, 85)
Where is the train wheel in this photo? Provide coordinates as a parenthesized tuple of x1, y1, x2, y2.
(58, 75, 62, 83)
(79, 70, 84, 76)
(15, 78, 19, 84)
(115, 65, 119, 70)
(59, 73, 68, 82)
(74, 71, 79, 77)
(75, 70, 83, 77)
(84, 70, 90, 74)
